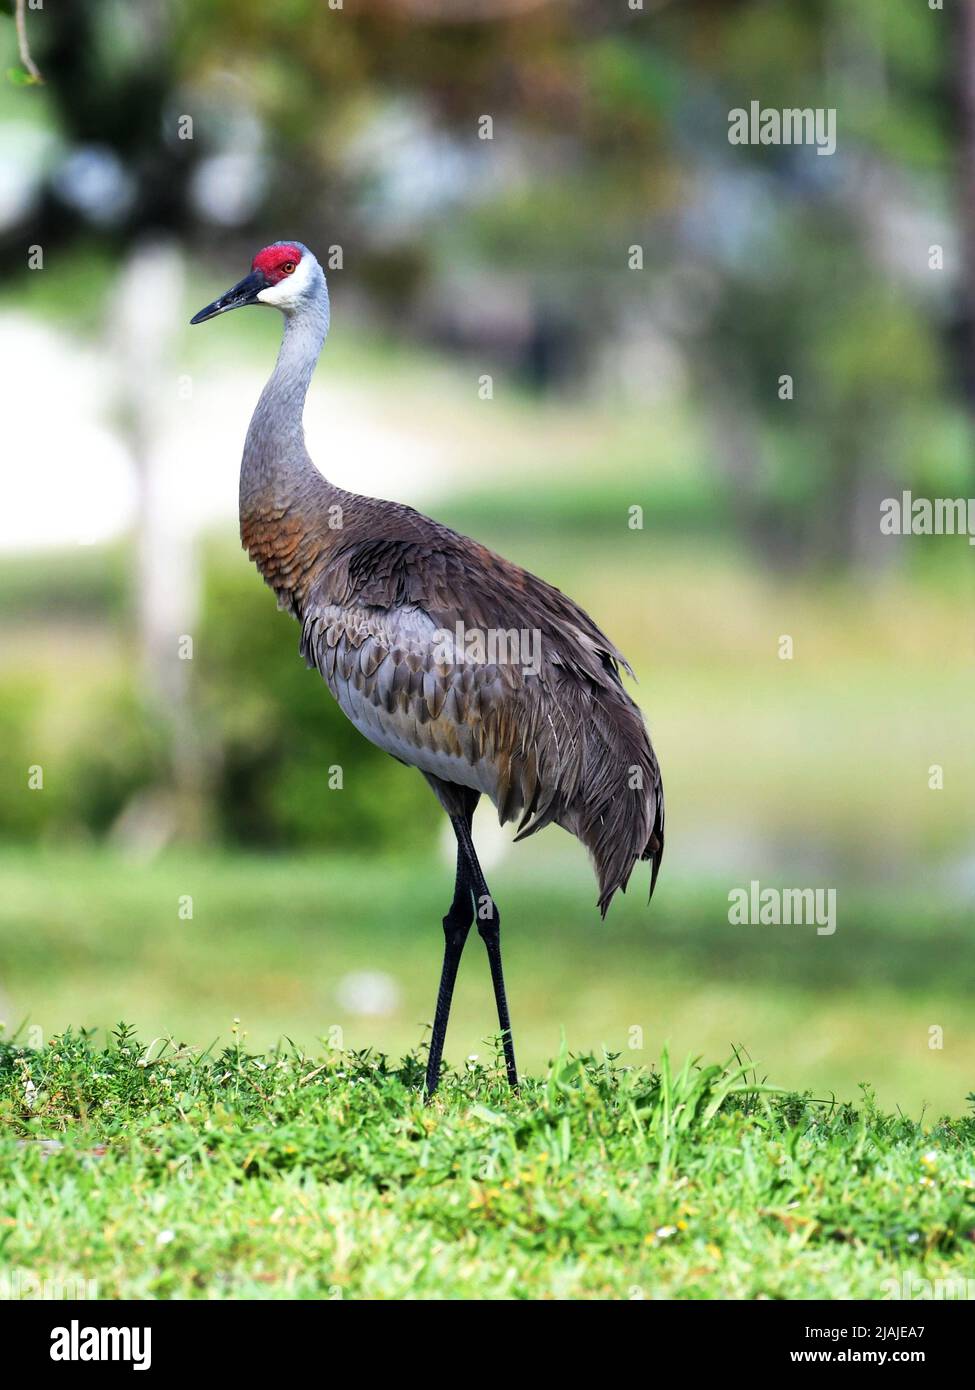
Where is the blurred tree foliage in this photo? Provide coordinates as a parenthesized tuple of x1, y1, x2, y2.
(1, 0, 967, 576)
(0, 673, 169, 844)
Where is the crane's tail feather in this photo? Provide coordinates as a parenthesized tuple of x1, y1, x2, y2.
(504, 679, 663, 915)
(644, 792, 665, 904)
(579, 694, 664, 919)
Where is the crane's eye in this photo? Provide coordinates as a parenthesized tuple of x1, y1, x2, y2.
(281, 261, 297, 274)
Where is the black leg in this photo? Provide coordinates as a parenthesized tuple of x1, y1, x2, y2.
(454, 817, 519, 1089)
(424, 803, 476, 1097)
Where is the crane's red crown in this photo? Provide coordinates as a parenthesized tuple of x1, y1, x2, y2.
(252, 243, 303, 284)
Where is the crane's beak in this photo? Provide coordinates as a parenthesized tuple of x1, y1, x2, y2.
(190, 270, 266, 325)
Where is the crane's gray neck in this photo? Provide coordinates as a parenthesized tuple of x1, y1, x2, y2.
(240, 287, 330, 509)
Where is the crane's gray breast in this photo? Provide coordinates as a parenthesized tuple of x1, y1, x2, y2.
(300, 601, 513, 804)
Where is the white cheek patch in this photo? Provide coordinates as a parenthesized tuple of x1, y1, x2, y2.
(257, 254, 315, 308)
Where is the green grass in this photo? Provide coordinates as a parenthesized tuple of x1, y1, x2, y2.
(1, 847, 973, 1116)
(2, 1027, 973, 1299)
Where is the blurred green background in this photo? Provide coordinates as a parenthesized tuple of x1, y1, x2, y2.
(0, 0, 972, 1112)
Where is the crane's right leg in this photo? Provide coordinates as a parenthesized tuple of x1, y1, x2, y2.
(424, 793, 478, 1098)
(453, 817, 519, 1090)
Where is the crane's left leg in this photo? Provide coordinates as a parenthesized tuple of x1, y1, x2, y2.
(424, 795, 478, 1098)
(454, 817, 519, 1089)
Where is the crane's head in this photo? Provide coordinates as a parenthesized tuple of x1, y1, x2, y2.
(190, 241, 323, 325)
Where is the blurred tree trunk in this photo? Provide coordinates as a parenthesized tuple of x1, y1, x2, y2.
(958, 0, 975, 429)
(111, 240, 205, 854)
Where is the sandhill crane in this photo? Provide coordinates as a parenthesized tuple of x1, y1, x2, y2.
(191, 241, 664, 1095)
